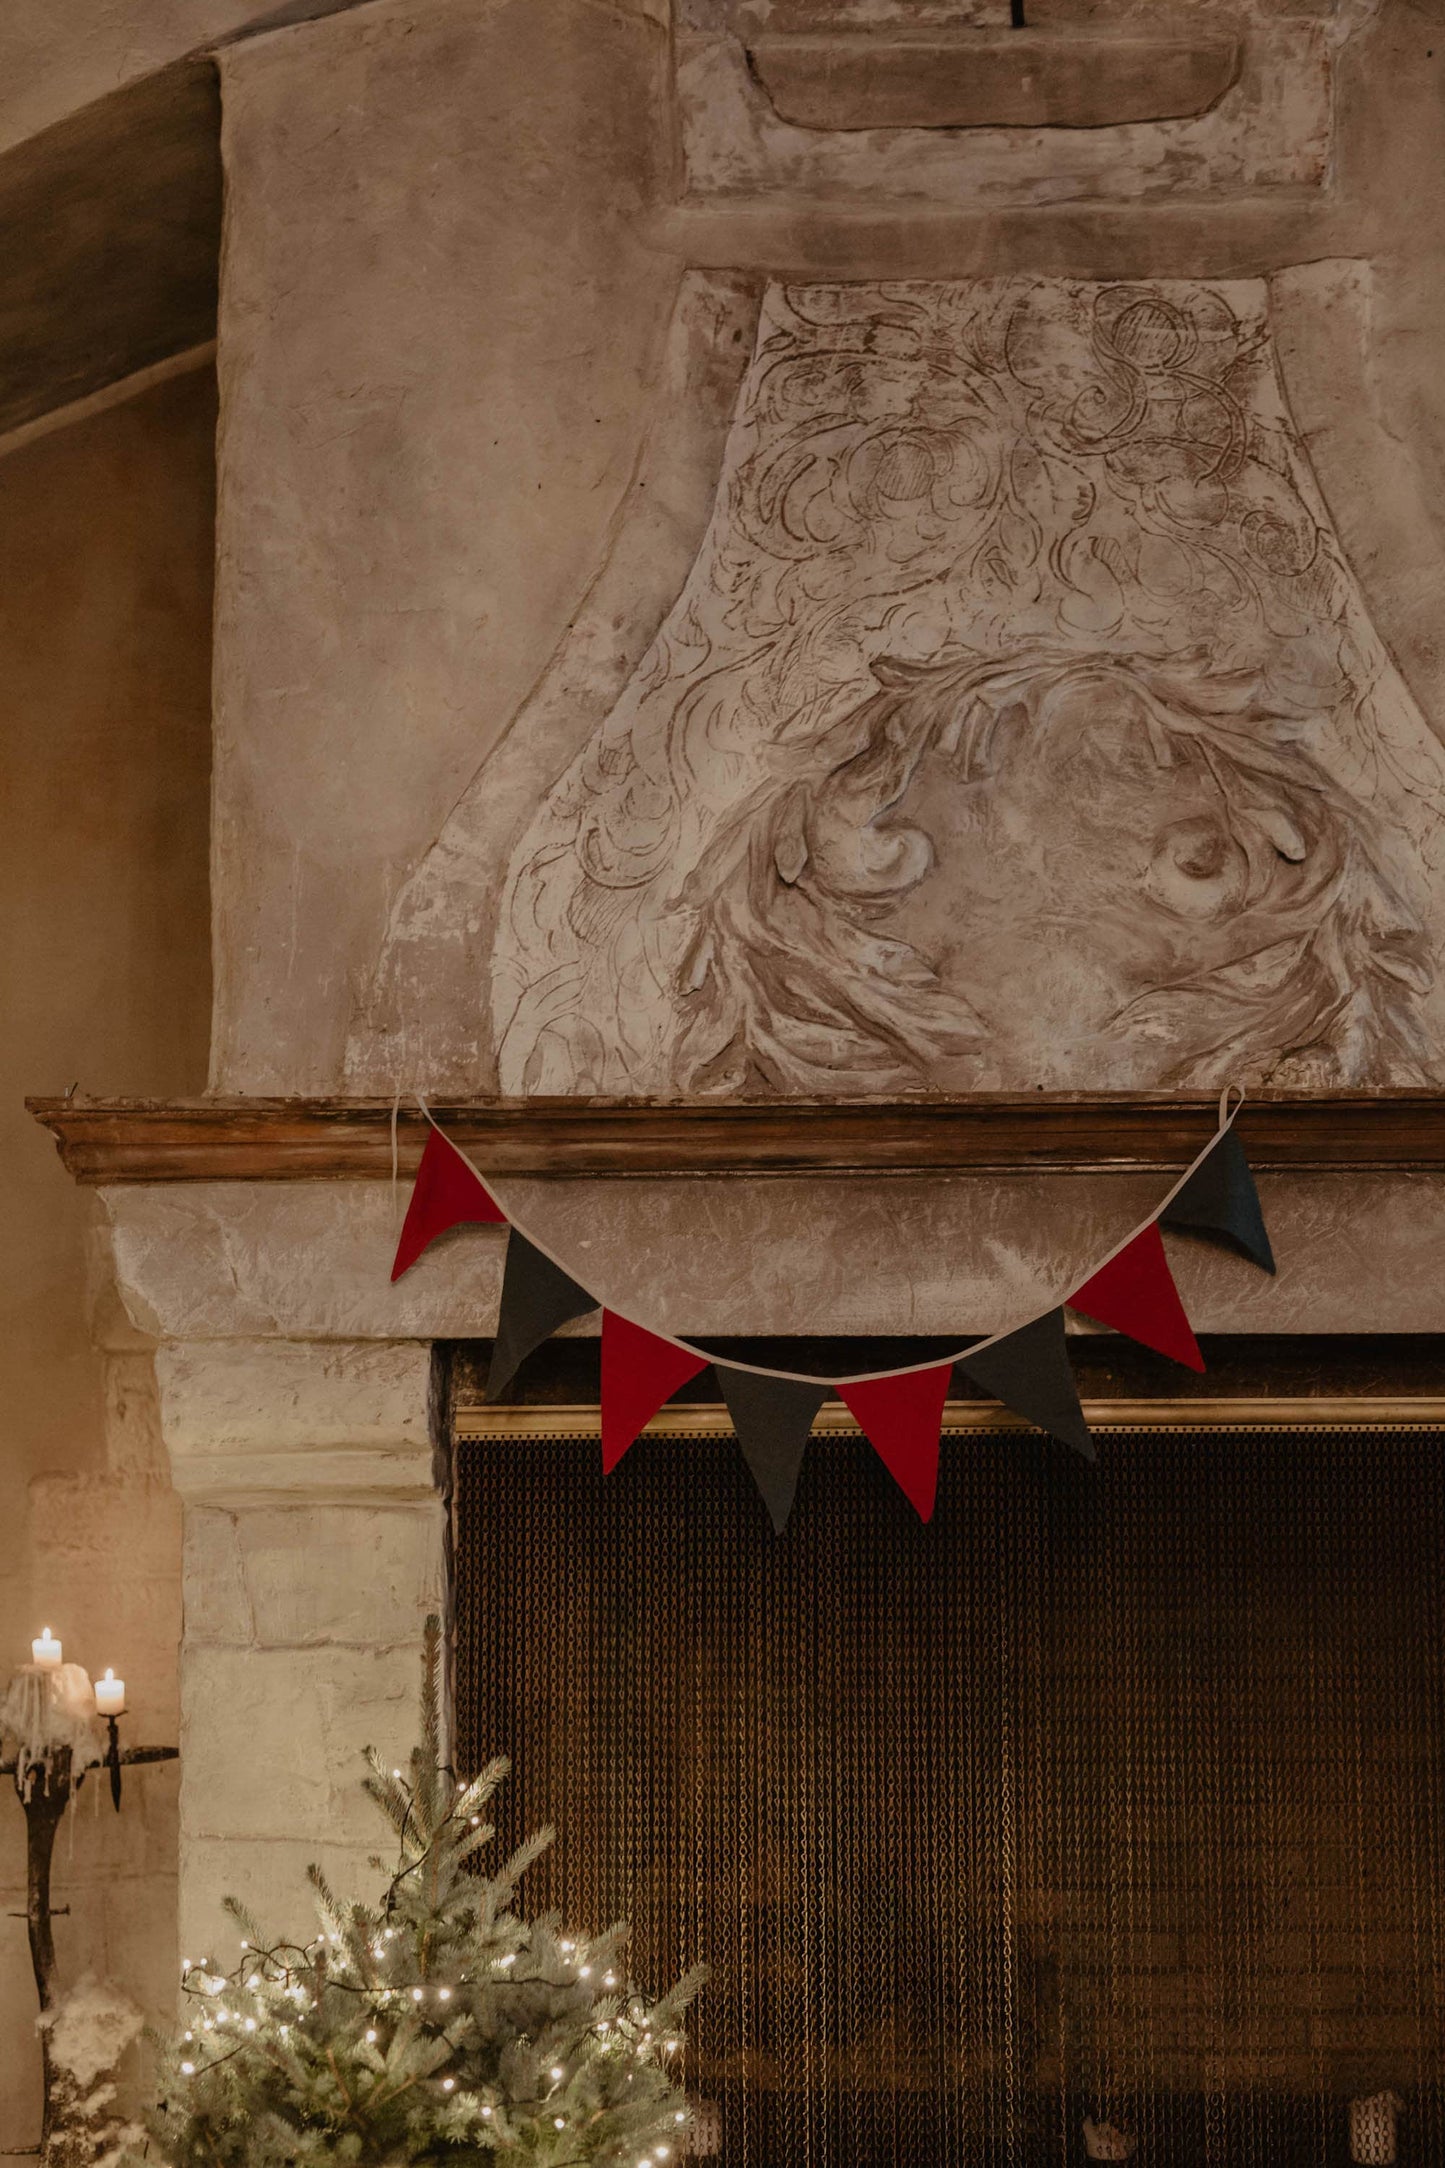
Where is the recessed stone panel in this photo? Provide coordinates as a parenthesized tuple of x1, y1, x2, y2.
(679, 15, 1332, 204)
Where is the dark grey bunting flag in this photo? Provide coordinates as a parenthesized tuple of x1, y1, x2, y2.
(717, 1366, 828, 1532)
(956, 1309, 1096, 1461)
(1161, 1127, 1275, 1276)
(485, 1231, 598, 1402)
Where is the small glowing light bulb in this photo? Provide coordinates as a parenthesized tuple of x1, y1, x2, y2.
(675, 2111, 686, 2123)
(550, 2065, 564, 2081)
(412, 1987, 424, 2002)
(665, 2038, 679, 2052)
(555, 2116, 566, 2130)
(442, 2078, 455, 2093)
(180, 2060, 195, 2076)
(579, 1966, 592, 1979)
(245, 2018, 256, 2032)
(366, 2029, 377, 2043)
(481, 2106, 493, 2119)
(604, 1972, 618, 1987)
(561, 1940, 575, 1953)
(438, 1986, 452, 2001)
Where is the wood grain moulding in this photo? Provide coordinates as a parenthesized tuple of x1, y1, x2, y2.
(25, 1092, 1445, 1184)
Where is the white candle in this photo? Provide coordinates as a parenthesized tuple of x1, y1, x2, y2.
(95, 1668, 125, 1717)
(31, 1628, 61, 1670)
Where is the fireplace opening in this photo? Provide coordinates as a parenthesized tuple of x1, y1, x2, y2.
(453, 1421, 1445, 2165)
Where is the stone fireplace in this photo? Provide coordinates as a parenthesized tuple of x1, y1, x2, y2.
(84, 1165, 1445, 2009)
(19, 0, 1445, 2151)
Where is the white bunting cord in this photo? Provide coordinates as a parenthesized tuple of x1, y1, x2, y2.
(412, 1090, 1249, 1392)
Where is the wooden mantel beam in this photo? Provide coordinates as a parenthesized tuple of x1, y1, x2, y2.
(25, 1092, 1445, 1184)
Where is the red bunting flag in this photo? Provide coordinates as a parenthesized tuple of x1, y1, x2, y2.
(837, 1363, 952, 1522)
(1069, 1222, 1204, 1372)
(391, 1124, 506, 1281)
(601, 1312, 708, 1473)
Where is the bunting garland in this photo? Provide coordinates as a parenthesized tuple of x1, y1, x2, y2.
(390, 1123, 504, 1281)
(1161, 1123, 1276, 1275)
(393, 1090, 1275, 1529)
(1067, 1223, 1205, 1373)
(715, 1369, 827, 1533)
(836, 1366, 952, 1524)
(955, 1309, 1095, 1464)
(485, 1232, 596, 1403)
(600, 1313, 708, 1474)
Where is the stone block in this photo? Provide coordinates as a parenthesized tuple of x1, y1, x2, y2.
(155, 1338, 435, 1503)
(100, 1871, 180, 2026)
(678, 17, 1332, 205)
(179, 1643, 422, 1847)
(183, 1508, 253, 1646)
(104, 1180, 506, 1340)
(27, 1470, 180, 1566)
(102, 1349, 170, 1476)
(178, 1835, 382, 1977)
(232, 1501, 443, 1650)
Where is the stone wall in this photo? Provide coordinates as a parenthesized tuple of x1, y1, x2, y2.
(165, 1337, 443, 1965)
(0, 364, 213, 2146)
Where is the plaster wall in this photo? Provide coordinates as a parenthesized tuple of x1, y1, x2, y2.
(0, 367, 213, 2146)
(0, 0, 373, 160)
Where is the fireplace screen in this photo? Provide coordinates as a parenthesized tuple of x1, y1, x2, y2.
(453, 1426, 1445, 2165)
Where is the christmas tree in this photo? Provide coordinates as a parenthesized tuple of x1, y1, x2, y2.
(137, 1620, 703, 2167)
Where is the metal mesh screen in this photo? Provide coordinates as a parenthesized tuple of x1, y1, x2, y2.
(453, 1427, 1445, 2166)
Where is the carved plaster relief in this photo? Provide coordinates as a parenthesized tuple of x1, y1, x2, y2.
(490, 278, 1445, 1099)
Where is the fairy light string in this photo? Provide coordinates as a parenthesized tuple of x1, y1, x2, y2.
(158, 1624, 700, 2165)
